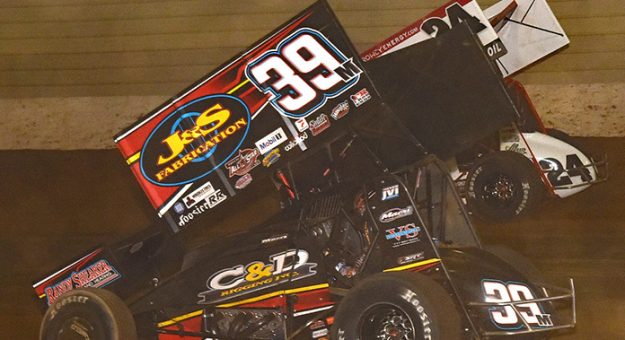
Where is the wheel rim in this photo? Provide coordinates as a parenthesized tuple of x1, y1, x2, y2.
(56, 317, 97, 340)
(359, 303, 416, 340)
(480, 173, 518, 208)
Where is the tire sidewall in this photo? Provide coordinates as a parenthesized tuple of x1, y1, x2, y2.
(40, 289, 126, 340)
(331, 273, 459, 340)
(466, 152, 539, 220)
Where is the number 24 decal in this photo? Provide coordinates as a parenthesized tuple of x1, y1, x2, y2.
(246, 28, 362, 118)
(482, 280, 553, 329)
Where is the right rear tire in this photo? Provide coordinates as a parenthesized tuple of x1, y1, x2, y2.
(466, 151, 546, 221)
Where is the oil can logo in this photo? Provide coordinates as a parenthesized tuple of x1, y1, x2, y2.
(140, 94, 251, 186)
(198, 249, 317, 304)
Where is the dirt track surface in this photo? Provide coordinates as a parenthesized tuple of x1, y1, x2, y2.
(0, 137, 622, 339)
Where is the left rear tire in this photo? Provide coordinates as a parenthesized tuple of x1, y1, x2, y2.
(39, 288, 137, 340)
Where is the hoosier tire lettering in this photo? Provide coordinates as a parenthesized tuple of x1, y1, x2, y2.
(331, 272, 462, 340)
(465, 151, 545, 222)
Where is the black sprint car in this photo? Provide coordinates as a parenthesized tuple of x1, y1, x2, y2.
(33, 1, 576, 339)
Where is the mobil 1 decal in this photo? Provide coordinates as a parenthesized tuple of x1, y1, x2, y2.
(140, 95, 251, 186)
(246, 28, 362, 118)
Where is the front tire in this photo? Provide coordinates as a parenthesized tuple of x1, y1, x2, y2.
(466, 151, 545, 221)
(331, 272, 462, 340)
(39, 288, 137, 340)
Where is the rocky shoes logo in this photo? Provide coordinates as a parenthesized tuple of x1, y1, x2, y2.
(140, 94, 251, 186)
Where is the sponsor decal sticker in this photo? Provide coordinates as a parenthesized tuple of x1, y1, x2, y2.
(350, 88, 371, 107)
(381, 184, 400, 201)
(262, 148, 281, 167)
(261, 234, 288, 244)
(174, 202, 185, 214)
(198, 249, 317, 304)
(398, 252, 425, 265)
(309, 114, 331, 136)
(309, 320, 326, 330)
(330, 100, 349, 120)
(183, 181, 216, 208)
(235, 173, 253, 190)
(140, 94, 251, 186)
(283, 132, 309, 152)
(207, 189, 227, 208)
(177, 189, 227, 227)
(44, 260, 121, 306)
(255, 127, 288, 155)
(312, 328, 329, 338)
(178, 201, 210, 227)
(379, 206, 413, 223)
(225, 148, 260, 177)
(385, 223, 421, 248)
(295, 118, 309, 132)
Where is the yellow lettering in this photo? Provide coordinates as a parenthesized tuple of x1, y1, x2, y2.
(156, 167, 174, 181)
(157, 132, 184, 165)
(156, 103, 231, 166)
(171, 159, 184, 170)
(152, 111, 248, 182)
(197, 104, 230, 136)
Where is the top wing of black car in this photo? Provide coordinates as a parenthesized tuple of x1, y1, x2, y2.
(114, 1, 388, 232)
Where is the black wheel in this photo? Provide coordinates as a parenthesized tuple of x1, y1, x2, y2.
(466, 151, 545, 221)
(39, 288, 137, 340)
(331, 272, 462, 340)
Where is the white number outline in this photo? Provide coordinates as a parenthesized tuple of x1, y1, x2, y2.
(481, 279, 552, 330)
(245, 28, 361, 118)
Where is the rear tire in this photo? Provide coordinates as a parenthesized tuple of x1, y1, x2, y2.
(466, 151, 545, 221)
(331, 272, 462, 340)
(39, 288, 137, 340)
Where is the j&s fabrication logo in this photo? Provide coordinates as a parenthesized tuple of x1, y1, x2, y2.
(140, 95, 251, 186)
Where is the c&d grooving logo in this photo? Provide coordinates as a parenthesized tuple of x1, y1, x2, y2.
(140, 94, 251, 186)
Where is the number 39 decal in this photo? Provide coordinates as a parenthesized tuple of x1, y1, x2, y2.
(246, 28, 362, 118)
(482, 280, 553, 329)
